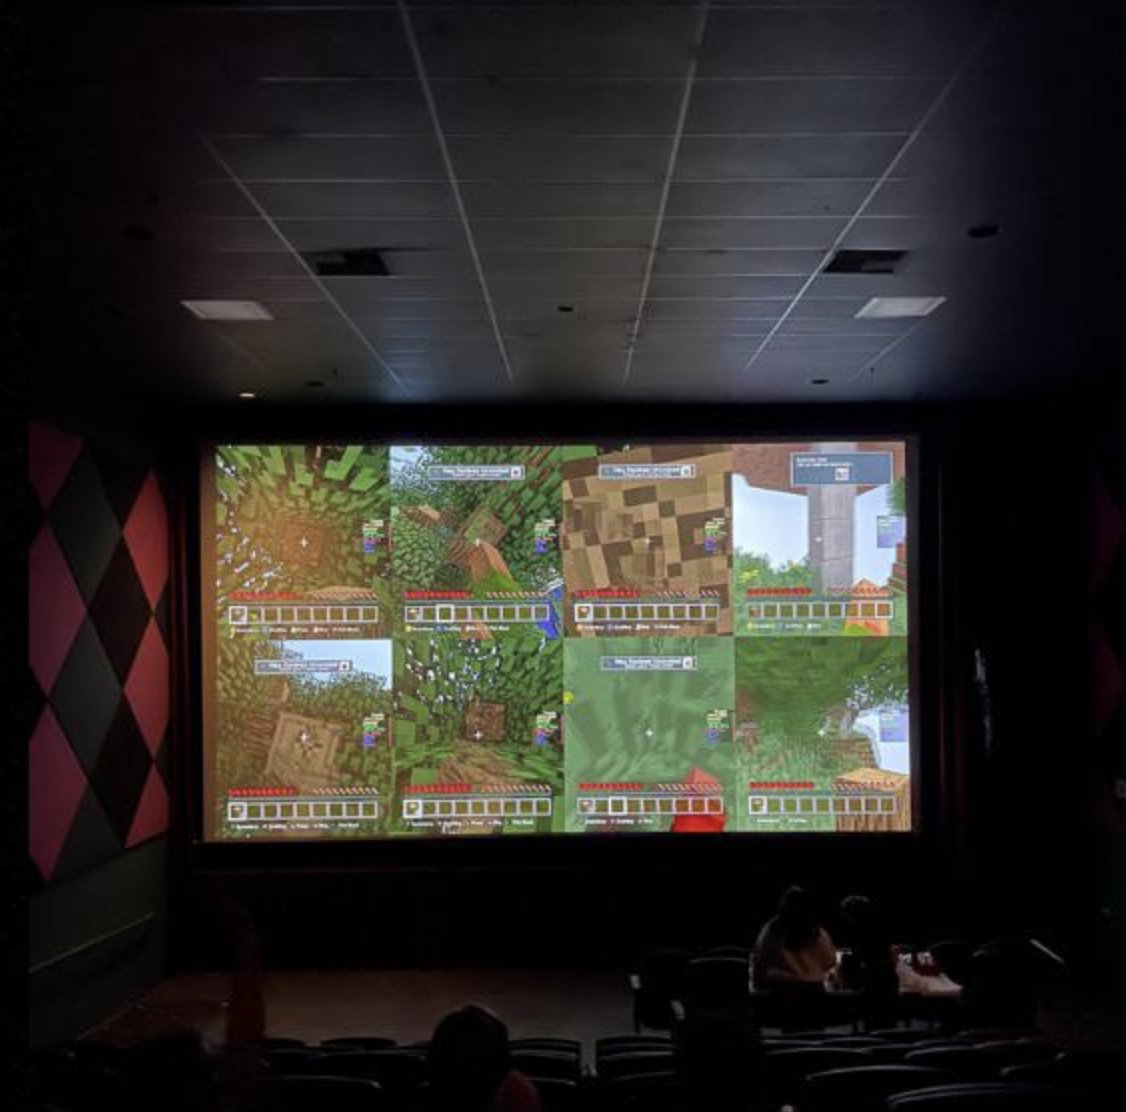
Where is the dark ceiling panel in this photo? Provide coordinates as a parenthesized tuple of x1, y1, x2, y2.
(479, 251, 649, 279)
(448, 137, 670, 181)
(411, 7, 701, 77)
(652, 249, 823, 277)
(493, 297, 639, 323)
(666, 180, 872, 217)
(660, 218, 846, 250)
(193, 219, 284, 253)
(486, 273, 640, 296)
(431, 81, 684, 135)
(355, 320, 498, 344)
(698, 5, 985, 78)
(472, 219, 654, 251)
(320, 277, 486, 310)
(675, 134, 905, 179)
(461, 183, 662, 219)
(208, 137, 447, 182)
(250, 182, 457, 220)
(639, 320, 775, 340)
(375, 251, 479, 278)
(196, 80, 433, 136)
(340, 300, 491, 322)
(272, 219, 468, 253)
(644, 300, 788, 322)
(647, 276, 804, 300)
(189, 251, 309, 280)
(116, 7, 416, 83)
(686, 78, 940, 135)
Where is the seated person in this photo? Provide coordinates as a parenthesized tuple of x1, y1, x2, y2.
(835, 893, 899, 1000)
(752, 886, 837, 990)
(428, 1005, 541, 1112)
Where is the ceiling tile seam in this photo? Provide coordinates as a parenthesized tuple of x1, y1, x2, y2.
(195, 133, 412, 396)
(840, 317, 933, 386)
(200, 177, 906, 185)
(623, 0, 714, 386)
(210, 330, 269, 372)
(203, 131, 915, 140)
(397, 0, 515, 385)
(250, 74, 925, 84)
(736, 3, 1012, 381)
(200, 215, 921, 223)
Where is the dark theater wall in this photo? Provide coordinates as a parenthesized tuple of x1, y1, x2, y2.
(28, 419, 173, 1046)
(1085, 392, 1126, 982)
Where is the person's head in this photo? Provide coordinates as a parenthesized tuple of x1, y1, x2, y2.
(428, 1005, 510, 1109)
(840, 893, 872, 928)
(838, 893, 878, 948)
(776, 885, 821, 950)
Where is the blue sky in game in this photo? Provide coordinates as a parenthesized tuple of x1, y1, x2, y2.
(389, 445, 424, 482)
(855, 708, 911, 774)
(280, 640, 393, 685)
(732, 476, 899, 586)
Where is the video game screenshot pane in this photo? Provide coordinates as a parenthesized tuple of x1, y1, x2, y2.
(202, 440, 912, 840)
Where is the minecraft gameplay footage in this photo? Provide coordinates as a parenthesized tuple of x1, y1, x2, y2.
(735, 638, 910, 832)
(393, 633, 563, 835)
(561, 445, 732, 636)
(201, 440, 913, 841)
(390, 445, 593, 637)
(205, 444, 392, 839)
(564, 637, 734, 833)
(732, 441, 907, 636)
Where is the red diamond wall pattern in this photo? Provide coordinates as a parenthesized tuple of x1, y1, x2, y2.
(28, 420, 171, 882)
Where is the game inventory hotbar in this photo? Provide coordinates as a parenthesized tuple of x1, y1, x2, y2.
(745, 589, 893, 621)
(228, 603, 380, 627)
(403, 599, 550, 625)
(226, 787, 380, 824)
(575, 781, 724, 818)
(574, 599, 721, 626)
(746, 793, 897, 818)
(400, 781, 553, 821)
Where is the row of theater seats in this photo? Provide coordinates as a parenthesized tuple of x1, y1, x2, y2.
(31, 1028, 1124, 1112)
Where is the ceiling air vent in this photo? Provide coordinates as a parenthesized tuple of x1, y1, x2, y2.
(822, 249, 905, 275)
(304, 248, 390, 277)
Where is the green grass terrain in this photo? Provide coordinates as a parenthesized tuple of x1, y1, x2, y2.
(734, 637, 909, 831)
(563, 637, 736, 832)
(390, 631, 564, 834)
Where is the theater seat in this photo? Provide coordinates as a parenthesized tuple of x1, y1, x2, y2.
(250, 1076, 386, 1112)
(320, 1037, 398, 1051)
(800, 1064, 951, 1112)
(510, 1038, 581, 1058)
(764, 1047, 872, 1104)
(509, 1049, 581, 1082)
(886, 1081, 1112, 1111)
(526, 1076, 579, 1112)
(597, 1048, 677, 1081)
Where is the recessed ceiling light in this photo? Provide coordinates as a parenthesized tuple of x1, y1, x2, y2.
(238, 391, 256, 399)
(181, 300, 274, 321)
(855, 296, 946, 319)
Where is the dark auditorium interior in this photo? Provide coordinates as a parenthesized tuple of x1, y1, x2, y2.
(11, 1, 1126, 1111)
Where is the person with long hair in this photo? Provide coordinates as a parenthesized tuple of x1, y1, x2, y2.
(752, 886, 837, 989)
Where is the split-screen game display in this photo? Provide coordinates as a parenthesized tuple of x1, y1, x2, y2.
(202, 441, 911, 840)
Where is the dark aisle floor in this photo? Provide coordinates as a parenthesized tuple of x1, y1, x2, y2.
(85, 968, 635, 1052)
